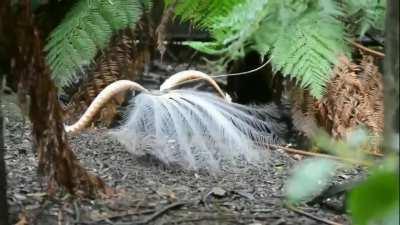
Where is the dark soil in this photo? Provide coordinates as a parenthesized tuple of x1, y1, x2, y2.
(3, 93, 360, 225)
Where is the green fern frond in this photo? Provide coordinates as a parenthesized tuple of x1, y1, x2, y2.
(188, 0, 270, 59)
(344, 0, 386, 37)
(270, 12, 348, 98)
(45, 0, 151, 87)
(185, 0, 350, 99)
(166, 0, 245, 28)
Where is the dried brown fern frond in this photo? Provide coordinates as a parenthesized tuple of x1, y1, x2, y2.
(289, 54, 384, 153)
(64, 26, 152, 127)
(288, 85, 319, 139)
(320, 55, 383, 137)
(316, 54, 384, 152)
(317, 56, 361, 138)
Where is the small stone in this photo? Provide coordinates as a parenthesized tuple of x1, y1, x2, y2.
(14, 193, 27, 201)
(339, 174, 350, 179)
(210, 187, 227, 197)
(292, 154, 303, 160)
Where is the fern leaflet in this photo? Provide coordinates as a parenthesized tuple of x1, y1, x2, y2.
(344, 0, 386, 37)
(45, 0, 151, 87)
(183, 0, 350, 99)
(165, 0, 245, 28)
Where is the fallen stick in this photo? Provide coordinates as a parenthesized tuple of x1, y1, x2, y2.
(269, 144, 373, 166)
(286, 203, 344, 225)
(349, 40, 385, 58)
(134, 201, 189, 224)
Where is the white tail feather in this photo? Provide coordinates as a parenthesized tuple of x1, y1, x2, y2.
(110, 89, 285, 171)
(64, 71, 287, 171)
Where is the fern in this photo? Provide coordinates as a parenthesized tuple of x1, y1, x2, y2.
(165, 0, 244, 28)
(188, 0, 270, 60)
(270, 11, 348, 98)
(184, 0, 349, 98)
(344, 0, 386, 37)
(45, 0, 152, 87)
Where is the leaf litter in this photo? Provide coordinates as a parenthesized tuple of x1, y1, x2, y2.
(3, 89, 363, 225)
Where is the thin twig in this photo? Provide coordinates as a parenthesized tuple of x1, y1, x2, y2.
(79, 209, 156, 224)
(57, 207, 64, 225)
(367, 151, 384, 157)
(163, 214, 278, 225)
(73, 200, 81, 223)
(270, 144, 372, 166)
(349, 40, 385, 58)
(163, 215, 239, 225)
(185, 50, 199, 70)
(286, 203, 343, 225)
(167, 58, 272, 89)
(155, 1, 176, 62)
(134, 201, 189, 224)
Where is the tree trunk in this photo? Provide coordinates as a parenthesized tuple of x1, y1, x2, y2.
(384, 0, 399, 153)
(0, 74, 9, 225)
(0, 0, 106, 198)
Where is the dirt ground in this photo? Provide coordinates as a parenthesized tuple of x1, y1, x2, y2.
(3, 93, 362, 225)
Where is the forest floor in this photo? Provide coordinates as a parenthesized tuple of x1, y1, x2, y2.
(3, 92, 363, 225)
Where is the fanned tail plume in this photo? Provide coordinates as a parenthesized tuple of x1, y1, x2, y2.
(111, 89, 285, 171)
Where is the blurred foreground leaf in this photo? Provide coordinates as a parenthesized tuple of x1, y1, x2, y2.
(286, 159, 337, 203)
(348, 165, 399, 225)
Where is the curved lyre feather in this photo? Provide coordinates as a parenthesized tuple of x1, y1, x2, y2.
(65, 80, 149, 134)
(160, 70, 230, 101)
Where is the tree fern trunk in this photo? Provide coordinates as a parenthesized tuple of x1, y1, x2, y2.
(383, 0, 399, 153)
(0, 0, 106, 198)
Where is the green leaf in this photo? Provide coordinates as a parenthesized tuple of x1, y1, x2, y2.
(185, 41, 227, 55)
(169, 0, 245, 29)
(286, 158, 337, 203)
(178, 0, 349, 99)
(270, 10, 348, 98)
(348, 169, 399, 225)
(344, 0, 386, 37)
(382, 206, 400, 225)
(45, 0, 152, 88)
